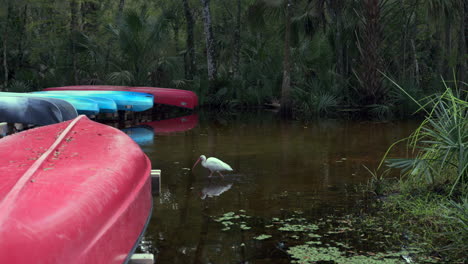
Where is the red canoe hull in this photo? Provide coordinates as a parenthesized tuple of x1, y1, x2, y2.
(0, 116, 152, 264)
(44, 85, 198, 109)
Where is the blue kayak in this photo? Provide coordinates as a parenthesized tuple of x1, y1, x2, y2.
(0, 96, 63, 125)
(36, 91, 154, 112)
(31, 92, 117, 113)
(0, 92, 78, 121)
(0, 92, 99, 115)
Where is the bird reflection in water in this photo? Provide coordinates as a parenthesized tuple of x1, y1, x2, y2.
(200, 183, 233, 200)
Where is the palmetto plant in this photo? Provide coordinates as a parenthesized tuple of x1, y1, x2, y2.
(106, 10, 171, 85)
(382, 80, 467, 195)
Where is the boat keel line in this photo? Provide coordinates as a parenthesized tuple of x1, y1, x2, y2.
(0, 115, 86, 222)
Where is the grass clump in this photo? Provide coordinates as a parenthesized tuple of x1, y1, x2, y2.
(369, 81, 467, 263)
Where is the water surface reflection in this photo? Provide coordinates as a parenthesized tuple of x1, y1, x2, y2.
(142, 111, 419, 263)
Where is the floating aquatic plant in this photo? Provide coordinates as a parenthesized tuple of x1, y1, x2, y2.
(288, 245, 405, 264)
(278, 223, 319, 232)
(254, 234, 272, 240)
(240, 224, 251, 230)
(214, 212, 240, 222)
(211, 210, 439, 263)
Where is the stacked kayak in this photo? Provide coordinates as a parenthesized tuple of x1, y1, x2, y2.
(33, 91, 154, 112)
(43, 85, 198, 109)
(31, 92, 117, 113)
(0, 92, 99, 116)
(0, 96, 64, 125)
(0, 115, 152, 264)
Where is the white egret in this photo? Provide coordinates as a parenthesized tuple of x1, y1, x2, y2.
(192, 155, 233, 177)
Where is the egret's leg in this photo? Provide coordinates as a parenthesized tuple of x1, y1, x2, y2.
(217, 171, 225, 178)
(208, 171, 213, 177)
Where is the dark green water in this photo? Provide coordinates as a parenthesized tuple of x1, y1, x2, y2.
(131, 111, 420, 264)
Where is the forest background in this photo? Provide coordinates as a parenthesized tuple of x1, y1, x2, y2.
(0, 0, 466, 118)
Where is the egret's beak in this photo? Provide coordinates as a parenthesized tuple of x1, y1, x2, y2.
(192, 158, 201, 170)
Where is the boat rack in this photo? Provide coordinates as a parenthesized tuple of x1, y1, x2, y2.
(150, 169, 161, 195)
(128, 169, 161, 264)
(130, 253, 154, 264)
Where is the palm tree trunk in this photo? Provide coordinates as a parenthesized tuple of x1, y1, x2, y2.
(329, 0, 346, 100)
(17, 5, 28, 70)
(358, 0, 384, 105)
(459, 1, 467, 83)
(280, 0, 293, 117)
(2, 2, 11, 91)
(3, 38, 7, 91)
(182, 0, 196, 80)
(200, 0, 217, 87)
(117, 0, 125, 23)
(233, 0, 241, 79)
(411, 39, 419, 87)
(173, 21, 180, 53)
(70, 0, 79, 84)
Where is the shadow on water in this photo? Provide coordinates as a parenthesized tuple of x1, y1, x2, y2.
(138, 110, 422, 263)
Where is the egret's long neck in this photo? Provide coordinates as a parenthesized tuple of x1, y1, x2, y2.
(201, 157, 207, 167)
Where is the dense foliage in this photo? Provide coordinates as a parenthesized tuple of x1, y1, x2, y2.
(369, 84, 467, 262)
(0, 0, 466, 117)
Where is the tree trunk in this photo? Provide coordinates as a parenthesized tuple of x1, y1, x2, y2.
(458, 1, 467, 83)
(2, 2, 11, 91)
(200, 0, 217, 87)
(357, 0, 384, 105)
(182, 0, 196, 80)
(3, 38, 7, 91)
(117, 0, 125, 23)
(411, 39, 419, 87)
(173, 21, 180, 53)
(330, 0, 345, 77)
(232, 0, 241, 79)
(280, 0, 293, 117)
(18, 5, 28, 70)
(329, 0, 346, 100)
(70, 0, 79, 84)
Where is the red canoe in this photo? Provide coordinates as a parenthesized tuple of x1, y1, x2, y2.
(0, 115, 152, 264)
(44, 85, 198, 109)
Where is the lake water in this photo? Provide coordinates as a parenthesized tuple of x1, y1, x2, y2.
(128, 110, 420, 264)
